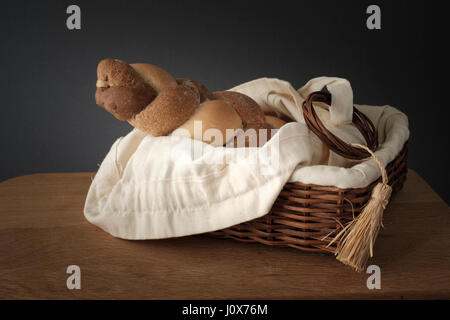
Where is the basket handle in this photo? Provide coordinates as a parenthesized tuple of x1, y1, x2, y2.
(301, 91, 378, 160)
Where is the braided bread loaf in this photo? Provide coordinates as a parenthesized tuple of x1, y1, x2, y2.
(95, 59, 287, 147)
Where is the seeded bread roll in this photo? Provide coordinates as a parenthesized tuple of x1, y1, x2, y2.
(131, 63, 177, 93)
(213, 91, 266, 126)
(176, 78, 215, 102)
(94, 59, 277, 147)
(171, 99, 242, 146)
(129, 85, 200, 136)
(96, 58, 146, 88)
(95, 59, 157, 120)
(95, 86, 157, 121)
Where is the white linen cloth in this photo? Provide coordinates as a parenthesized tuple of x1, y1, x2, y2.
(84, 77, 409, 239)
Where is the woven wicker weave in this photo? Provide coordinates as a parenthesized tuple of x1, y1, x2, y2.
(210, 91, 408, 254)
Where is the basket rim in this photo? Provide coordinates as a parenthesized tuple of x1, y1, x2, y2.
(287, 141, 408, 190)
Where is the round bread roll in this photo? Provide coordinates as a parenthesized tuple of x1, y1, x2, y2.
(131, 63, 177, 93)
(129, 85, 200, 136)
(213, 91, 266, 125)
(171, 99, 242, 147)
(264, 115, 286, 129)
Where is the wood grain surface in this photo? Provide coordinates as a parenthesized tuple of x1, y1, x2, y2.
(0, 170, 449, 299)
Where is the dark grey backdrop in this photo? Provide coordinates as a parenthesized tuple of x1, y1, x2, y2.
(1, 0, 449, 203)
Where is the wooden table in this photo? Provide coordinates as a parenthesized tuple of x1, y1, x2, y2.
(0, 170, 449, 299)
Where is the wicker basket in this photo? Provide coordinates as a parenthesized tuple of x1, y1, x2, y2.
(210, 91, 408, 254)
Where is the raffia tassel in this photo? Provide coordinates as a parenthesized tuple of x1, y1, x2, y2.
(329, 143, 392, 272)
